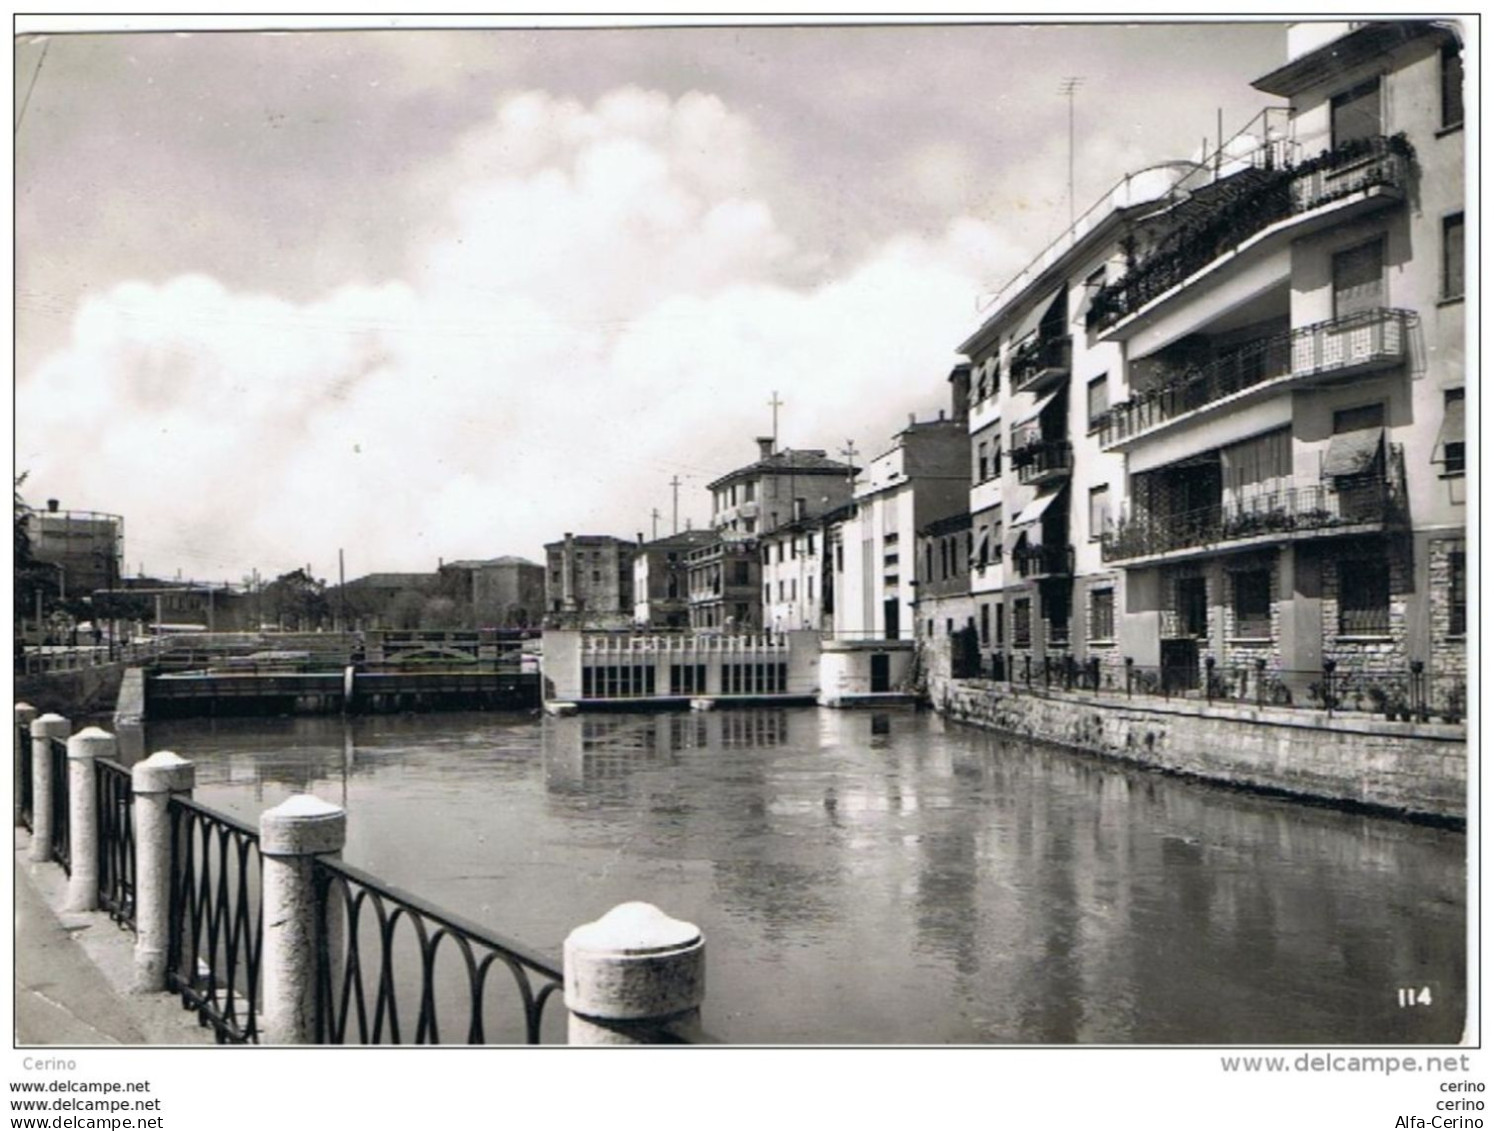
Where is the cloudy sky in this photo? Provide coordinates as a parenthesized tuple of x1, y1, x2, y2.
(16, 18, 1288, 585)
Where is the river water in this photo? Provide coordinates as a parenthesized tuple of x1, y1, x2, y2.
(146, 705, 1465, 1044)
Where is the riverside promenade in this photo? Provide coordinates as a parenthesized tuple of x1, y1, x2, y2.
(14, 830, 213, 1046)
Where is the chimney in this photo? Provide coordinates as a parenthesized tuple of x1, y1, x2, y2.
(794, 497, 806, 522)
(637, 532, 645, 546)
(938, 409, 946, 421)
(756, 436, 774, 459)
(46, 498, 59, 512)
(949, 362, 972, 427)
(909, 412, 916, 427)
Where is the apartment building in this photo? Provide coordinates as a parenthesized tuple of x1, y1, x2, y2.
(957, 20, 1465, 710)
(759, 517, 826, 632)
(685, 536, 762, 631)
(707, 437, 855, 536)
(632, 530, 715, 629)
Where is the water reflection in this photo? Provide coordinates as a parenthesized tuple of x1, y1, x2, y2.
(147, 706, 1466, 1044)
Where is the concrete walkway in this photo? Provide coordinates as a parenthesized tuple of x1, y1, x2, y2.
(13, 831, 215, 1046)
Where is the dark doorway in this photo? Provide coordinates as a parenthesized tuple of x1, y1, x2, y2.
(870, 653, 891, 693)
(883, 598, 900, 640)
(1161, 638, 1200, 693)
(1178, 576, 1208, 638)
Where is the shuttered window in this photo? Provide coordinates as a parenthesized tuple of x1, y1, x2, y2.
(1333, 240, 1385, 318)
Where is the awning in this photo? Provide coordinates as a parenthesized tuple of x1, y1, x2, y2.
(1016, 389, 1061, 428)
(1009, 287, 1064, 347)
(970, 529, 990, 569)
(1436, 395, 1466, 458)
(1010, 489, 1064, 530)
(1322, 427, 1384, 477)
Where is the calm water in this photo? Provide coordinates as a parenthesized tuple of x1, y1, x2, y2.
(146, 706, 1466, 1044)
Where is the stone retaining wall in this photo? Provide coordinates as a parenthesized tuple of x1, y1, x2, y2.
(930, 676, 1465, 821)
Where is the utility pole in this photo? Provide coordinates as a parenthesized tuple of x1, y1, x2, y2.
(651, 508, 661, 540)
(338, 548, 346, 633)
(840, 440, 859, 486)
(669, 475, 681, 534)
(1059, 77, 1084, 230)
(767, 391, 784, 453)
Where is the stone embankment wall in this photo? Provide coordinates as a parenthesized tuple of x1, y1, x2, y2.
(930, 676, 1465, 822)
(15, 662, 128, 719)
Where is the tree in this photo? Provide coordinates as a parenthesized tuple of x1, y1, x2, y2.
(14, 473, 58, 626)
(262, 568, 330, 630)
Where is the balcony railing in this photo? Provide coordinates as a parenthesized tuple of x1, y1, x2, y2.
(1011, 335, 1072, 393)
(1013, 440, 1074, 485)
(1101, 470, 1406, 564)
(1096, 308, 1411, 448)
(1012, 542, 1075, 579)
(1087, 134, 1412, 333)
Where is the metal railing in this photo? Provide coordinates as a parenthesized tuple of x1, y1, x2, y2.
(17, 722, 34, 830)
(167, 798, 263, 1044)
(1102, 472, 1405, 564)
(1096, 309, 1410, 448)
(96, 759, 136, 930)
(991, 656, 1457, 723)
(1011, 334, 1072, 392)
(313, 857, 565, 1045)
(49, 737, 70, 875)
(1088, 134, 1412, 332)
(1012, 543, 1075, 579)
(1013, 440, 1074, 485)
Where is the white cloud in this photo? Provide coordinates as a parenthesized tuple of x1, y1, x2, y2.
(18, 88, 1017, 582)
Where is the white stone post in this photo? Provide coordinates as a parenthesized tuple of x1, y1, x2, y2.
(132, 751, 195, 993)
(28, 713, 71, 862)
(66, 727, 117, 912)
(260, 794, 346, 1044)
(564, 901, 705, 1045)
(14, 702, 37, 827)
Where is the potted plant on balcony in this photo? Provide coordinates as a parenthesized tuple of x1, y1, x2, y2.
(1367, 683, 1389, 718)
(1440, 680, 1466, 725)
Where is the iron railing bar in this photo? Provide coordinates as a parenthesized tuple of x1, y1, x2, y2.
(318, 857, 564, 981)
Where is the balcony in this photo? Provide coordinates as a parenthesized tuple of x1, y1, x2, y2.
(1012, 439, 1074, 486)
(1012, 542, 1075, 579)
(1101, 466, 1406, 565)
(1087, 134, 1412, 334)
(1096, 308, 1411, 450)
(1011, 334, 1072, 394)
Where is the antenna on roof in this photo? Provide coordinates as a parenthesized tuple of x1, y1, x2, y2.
(1058, 76, 1084, 230)
(767, 390, 784, 453)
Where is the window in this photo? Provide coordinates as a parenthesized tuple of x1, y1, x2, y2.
(978, 442, 989, 483)
(1333, 402, 1385, 434)
(996, 603, 1005, 646)
(1331, 77, 1381, 147)
(1333, 239, 1385, 318)
(980, 604, 990, 646)
(732, 561, 751, 585)
(744, 518, 756, 534)
(777, 580, 785, 601)
(1089, 486, 1111, 542)
(807, 575, 814, 601)
(1339, 559, 1390, 635)
(1443, 213, 1464, 300)
(1442, 39, 1464, 129)
(1089, 587, 1115, 641)
(1450, 551, 1466, 636)
(807, 533, 815, 555)
(764, 584, 771, 605)
(1232, 570, 1272, 639)
(790, 579, 797, 601)
(1087, 375, 1109, 430)
(777, 542, 785, 563)
(1013, 598, 1031, 647)
(993, 439, 1002, 476)
(1224, 428, 1292, 489)
(744, 481, 756, 502)
(1437, 388, 1466, 475)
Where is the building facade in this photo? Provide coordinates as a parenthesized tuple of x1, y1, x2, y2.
(951, 19, 1464, 713)
(439, 557, 546, 629)
(758, 518, 828, 633)
(836, 405, 970, 642)
(1094, 20, 1465, 708)
(685, 536, 762, 631)
(708, 437, 856, 536)
(26, 501, 124, 598)
(632, 530, 716, 628)
(544, 534, 637, 629)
